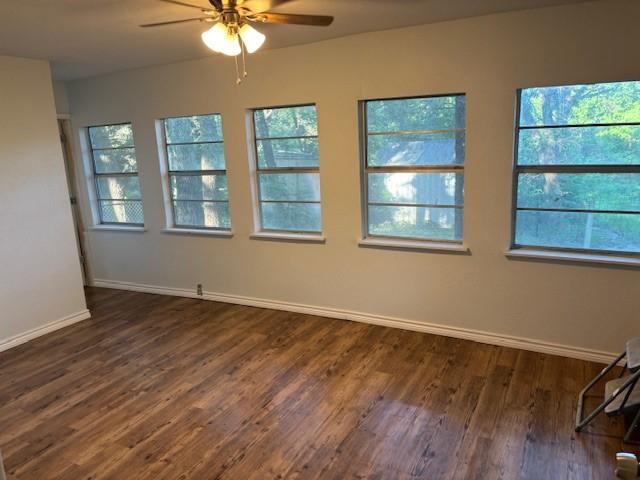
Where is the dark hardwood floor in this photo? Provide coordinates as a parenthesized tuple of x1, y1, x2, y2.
(0, 287, 635, 479)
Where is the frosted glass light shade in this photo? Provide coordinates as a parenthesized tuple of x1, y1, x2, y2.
(239, 24, 265, 53)
(202, 23, 241, 56)
(201, 23, 227, 53)
(220, 31, 241, 56)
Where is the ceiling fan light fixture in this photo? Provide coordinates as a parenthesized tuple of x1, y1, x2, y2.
(145, 0, 334, 83)
(201, 22, 227, 53)
(239, 23, 265, 54)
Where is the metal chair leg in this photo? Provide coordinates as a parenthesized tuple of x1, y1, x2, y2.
(576, 369, 640, 432)
(619, 362, 628, 378)
(576, 350, 626, 431)
(623, 406, 640, 445)
(619, 377, 639, 411)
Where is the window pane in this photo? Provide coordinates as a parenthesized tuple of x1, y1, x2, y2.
(368, 205, 462, 241)
(515, 210, 640, 252)
(93, 148, 137, 173)
(89, 124, 134, 149)
(164, 115, 223, 143)
(261, 203, 322, 232)
(519, 81, 640, 127)
(173, 201, 230, 229)
(254, 105, 317, 138)
(367, 96, 465, 133)
(367, 132, 464, 166)
(97, 176, 141, 200)
(167, 143, 225, 171)
(257, 138, 319, 168)
(517, 173, 640, 212)
(518, 126, 640, 166)
(368, 172, 463, 206)
(99, 200, 144, 224)
(259, 173, 320, 202)
(261, 202, 321, 232)
(170, 174, 228, 201)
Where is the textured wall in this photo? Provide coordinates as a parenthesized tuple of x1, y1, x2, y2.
(67, 0, 640, 356)
(0, 56, 86, 344)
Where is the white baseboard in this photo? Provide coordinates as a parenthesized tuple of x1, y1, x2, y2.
(92, 279, 618, 365)
(0, 309, 91, 353)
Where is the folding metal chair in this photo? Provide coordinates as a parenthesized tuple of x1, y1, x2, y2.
(576, 337, 640, 444)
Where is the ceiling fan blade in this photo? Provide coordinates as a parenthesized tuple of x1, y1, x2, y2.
(159, 0, 216, 12)
(258, 12, 333, 26)
(209, 0, 223, 10)
(140, 16, 212, 27)
(239, 0, 294, 14)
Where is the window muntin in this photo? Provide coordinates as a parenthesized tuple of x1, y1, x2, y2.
(163, 114, 230, 230)
(513, 81, 640, 254)
(361, 95, 466, 242)
(251, 104, 322, 233)
(88, 123, 144, 225)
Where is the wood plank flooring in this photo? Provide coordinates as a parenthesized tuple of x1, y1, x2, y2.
(0, 287, 636, 479)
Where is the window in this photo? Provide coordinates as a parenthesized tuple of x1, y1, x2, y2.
(88, 123, 144, 225)
(250, 104, 322, 234)
(360, 95, 466, 242)
(162, 114, 230, 230)
(513, 81, 640, 255)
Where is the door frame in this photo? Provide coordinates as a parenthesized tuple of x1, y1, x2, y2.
(58, 117, 90, 285)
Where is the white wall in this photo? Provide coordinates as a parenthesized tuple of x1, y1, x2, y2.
(52, 80, 70, 116)
(0, 56, 87, 349)
(66, 0, 640, 359)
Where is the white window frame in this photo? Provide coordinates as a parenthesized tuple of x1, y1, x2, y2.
(358, 94, 467, 251)
(85, 122, 145, 228)
(247, 103, 324, 241)
(510, 81, 640, 258)
(157, 113, 233, 236)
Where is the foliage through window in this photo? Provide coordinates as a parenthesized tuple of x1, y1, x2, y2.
(513, 81, 640, 254)
(163, 114, 230, 230)
(251, 105, 321, 233)
(89, 123, 144, 225)
(361, 95, 466, 241)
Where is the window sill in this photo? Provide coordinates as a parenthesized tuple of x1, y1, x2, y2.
(162, 228, 233, 238)
(250, 232, 326, 243)
(505, 249, 640, 268)
(90, 225, 146, 233)
(359, 238, 470, 254)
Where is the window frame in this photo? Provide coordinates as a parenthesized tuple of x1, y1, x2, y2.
(87, 122, 144, 227)
(248, 103, 323, 236)
(159, 112, 231, 232)
(359, 93, 466, 244)
(510, 83, 640, 257)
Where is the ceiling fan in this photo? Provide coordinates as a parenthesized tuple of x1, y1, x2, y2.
(141, 0, 334, 82)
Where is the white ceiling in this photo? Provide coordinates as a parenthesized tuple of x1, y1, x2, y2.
(0, 0, 591, 81)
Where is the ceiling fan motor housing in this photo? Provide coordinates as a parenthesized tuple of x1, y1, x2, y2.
(222, 10, 242, 27)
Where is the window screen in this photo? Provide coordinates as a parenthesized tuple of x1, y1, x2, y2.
(513, 81, 640, 254)
(89, 123, 144, 225)
(251, 105, 322, 233)
(163, 114, 230, 230)
(361, 95, 466, 242)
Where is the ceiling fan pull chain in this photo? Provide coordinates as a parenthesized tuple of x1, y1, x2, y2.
(234, 54, 242, 84)
(241, 42, 248, 78)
